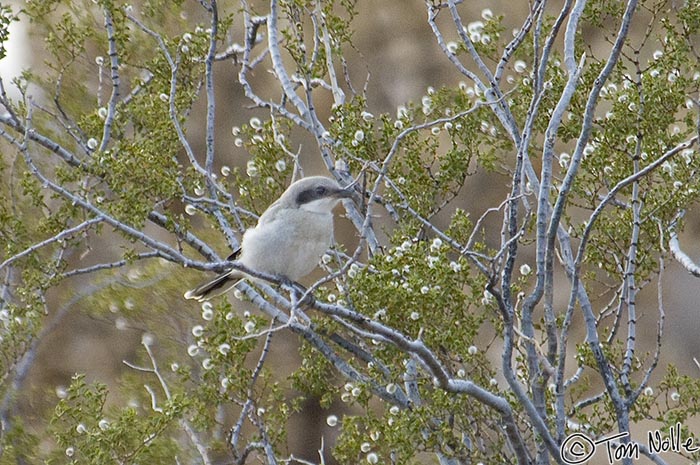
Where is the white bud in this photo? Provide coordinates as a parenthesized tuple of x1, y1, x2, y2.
(361, 442, 372, 453)
(187, 344, 199, 356)
(56, 386, 68, 399)
(246, 161, 259, 177)
(519, 264, 532, 275)
(468, 345, 478, 355)
(326, 415, 339, 427)
(249, 117, 262, 130)
(482, 8, 493, 20)
(558, 152, 570, 168)
(98, 419, 110, 430)
(514, 60, 527, 73)
(185, 204, 197, 215)
(386, 383, 397, 394)
(644, 386, 654, 396)
(202, 358, 213, 370)
(218, 343, 231, 355)
(87, 138, 98, 150)
(159, 93, 169, 102)
(410, 311, 420, 320)
(76, 423, 87, 434)
(201, 307, 214, 321)
(367, 453, 379, 464)
(192, 325, 204, 337)
(244, 321, 256, 333)
(389, 405, 400, 415)
(98, 107, 108, 119)
(141, 332, 154, 346)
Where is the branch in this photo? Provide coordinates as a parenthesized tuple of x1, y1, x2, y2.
(669, 217, 700, 277)
(98, 7, 121, 153)
(0, 217, 103, 272)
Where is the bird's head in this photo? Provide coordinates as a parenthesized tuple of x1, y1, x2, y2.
(282, 176, 357, 214)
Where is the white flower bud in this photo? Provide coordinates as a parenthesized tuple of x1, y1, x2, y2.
(187, 344, 199, 357)
(218, 343, 231, 355)
(192, 325, 204, 337)
(249, 117, 262, 130)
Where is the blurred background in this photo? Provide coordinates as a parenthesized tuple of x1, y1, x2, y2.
(2, 0, 700, 463)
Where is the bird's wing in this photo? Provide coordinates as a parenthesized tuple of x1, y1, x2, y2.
(256, 201, 284, 226)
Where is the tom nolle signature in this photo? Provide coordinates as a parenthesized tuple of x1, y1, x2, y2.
(560, 422, 698, 464)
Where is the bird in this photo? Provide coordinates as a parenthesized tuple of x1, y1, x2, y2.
(184, 176, 356, 301)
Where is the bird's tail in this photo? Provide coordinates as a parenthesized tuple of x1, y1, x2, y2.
(184, 271, 241, 302)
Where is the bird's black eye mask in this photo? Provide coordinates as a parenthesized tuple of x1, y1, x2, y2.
(296, 186, 332, 206)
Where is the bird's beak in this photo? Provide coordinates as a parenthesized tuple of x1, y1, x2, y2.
(334, 186, 361, 203)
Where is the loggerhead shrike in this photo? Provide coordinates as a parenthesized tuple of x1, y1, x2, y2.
(184, 176, 356, 301)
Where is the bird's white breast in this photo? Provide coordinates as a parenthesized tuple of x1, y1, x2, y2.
(239, 208, 334, 281)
